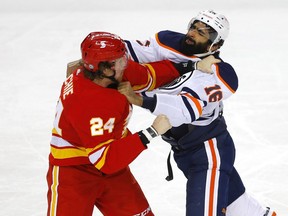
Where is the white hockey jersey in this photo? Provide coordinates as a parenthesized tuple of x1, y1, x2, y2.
(143, 63, 237, 127)
(125, 30, 238, 127)
(125, 30, 208, 64)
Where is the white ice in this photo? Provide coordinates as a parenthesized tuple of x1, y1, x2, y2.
(0, 0, 287, 215)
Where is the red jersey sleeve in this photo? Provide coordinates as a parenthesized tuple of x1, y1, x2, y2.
(122, 59, 180, 92)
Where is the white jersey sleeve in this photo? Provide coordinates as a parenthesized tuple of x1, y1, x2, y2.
(125, 37, 163, 63)
(125, 31, 201, 64)
(144, 63, 238, 127)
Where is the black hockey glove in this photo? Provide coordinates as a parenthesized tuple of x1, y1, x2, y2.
(172, 60, 198, 76)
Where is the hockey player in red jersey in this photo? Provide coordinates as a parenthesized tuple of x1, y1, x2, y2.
(46, 32, 173, 216)
(121, 10, 277, 216)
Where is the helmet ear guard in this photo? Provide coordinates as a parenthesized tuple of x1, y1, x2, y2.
(82, 61, 117, 82)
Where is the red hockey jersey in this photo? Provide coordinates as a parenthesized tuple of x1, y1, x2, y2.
(50, 70, 147, 174)
(50, 60, 179, 174)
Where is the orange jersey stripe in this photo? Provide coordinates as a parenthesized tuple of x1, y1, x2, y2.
(181, 93, 203, 116)
(131, 63, 157, 92)
(208, 139, 218, 216)
(132, 71, 153, 91)
(144, 63, 157, 90)
(215, 64, 235, 93)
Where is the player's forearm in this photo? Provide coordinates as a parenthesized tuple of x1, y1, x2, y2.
(118, 82, 143, 106)
(99, 115, 171, 174)
(142, 96, 157, 112)
(142, 93, 205, 127)
(128, 93, 143, 106)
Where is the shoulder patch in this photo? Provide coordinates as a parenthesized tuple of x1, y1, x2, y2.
(159, 72, 193, 90)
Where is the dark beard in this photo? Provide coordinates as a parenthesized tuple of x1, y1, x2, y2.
(180, 35, 209, 56)
(107, 82, 119, 89)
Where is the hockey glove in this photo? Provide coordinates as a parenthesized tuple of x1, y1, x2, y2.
(172, 60, 197, 75)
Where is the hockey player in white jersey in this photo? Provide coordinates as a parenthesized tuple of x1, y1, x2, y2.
(122, 10, 277, 216)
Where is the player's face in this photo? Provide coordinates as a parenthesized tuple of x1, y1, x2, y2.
(181, 21, 215, 55)
(186, 21, 212, 44)
(109, 52, 129, 82)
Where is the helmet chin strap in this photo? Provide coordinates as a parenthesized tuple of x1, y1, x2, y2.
(194, 41, 218, 57)
(194, 50, 216, 58)
(101, 69, 119, 88)
(208, 40, 217, 53)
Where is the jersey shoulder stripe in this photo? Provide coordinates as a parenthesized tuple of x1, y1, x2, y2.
(181, 93, 203, 115)
(156, 31, 198, 59)
(182, 86, 201, 100)
(125, 40, 139, 62)
(156, 30, 184, 51)
(182, 96, 196, 121)
(215, 62, 238, 93)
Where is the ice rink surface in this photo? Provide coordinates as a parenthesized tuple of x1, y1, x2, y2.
(1, 0, 288, 215)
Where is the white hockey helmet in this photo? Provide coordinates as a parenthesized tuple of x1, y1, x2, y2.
(187, 10, 230, 45)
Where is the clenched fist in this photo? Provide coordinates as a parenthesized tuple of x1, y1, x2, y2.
(118, 81, 143, 106)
